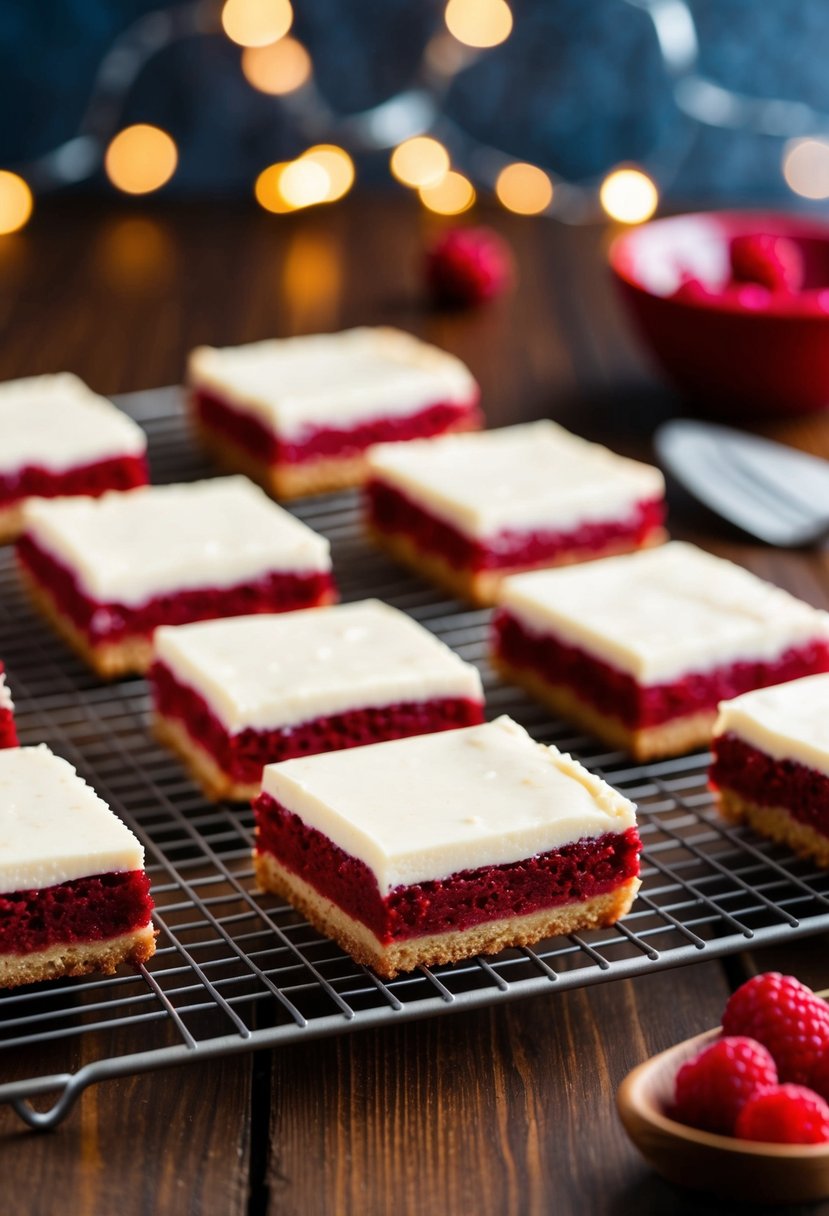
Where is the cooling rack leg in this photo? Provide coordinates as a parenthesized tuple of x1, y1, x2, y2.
(10, 1077, 87, 1131)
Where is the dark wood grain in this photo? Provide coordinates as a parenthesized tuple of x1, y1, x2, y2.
(0, 195, 828, 1215)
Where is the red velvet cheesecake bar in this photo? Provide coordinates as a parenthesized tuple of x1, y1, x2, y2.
(254, 716, 640, 978)
(0, 373, 148, 543)
(188, 327, 481, 499)
(151, 599, 485, 801)
(17, 475, 335, 678)
(0, 662, 17, 748)
(493, 543, 829, 761)
(710, 674, 829, 866)
(364, 421, 666, 606)
(0, 745, 155, 988)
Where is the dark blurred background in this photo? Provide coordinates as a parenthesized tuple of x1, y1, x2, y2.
(3, 0, 829, 211)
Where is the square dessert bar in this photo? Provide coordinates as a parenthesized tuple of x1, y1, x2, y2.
(492, 542, 829, 761)
(151, 599, 485, 801)
(364, 420, 666, 606)
(17, 475, 335, 678)
(0, 661, 17, 748)
(188, 327, 481, 499)
(0, 746, 155, 988)
(710, 674, 829, 867)
(254, 715, 640, 978)
(0, 373, 148, 543)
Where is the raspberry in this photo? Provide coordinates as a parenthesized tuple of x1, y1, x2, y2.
(722, 973, 829, 1084)
(729, 233, 804, 293)
(734, 1084, 829, 1145)
(670, 276, 715, 304)
(425, 226, 513, 307)
(672, 1036, 778, 1135)
(808, 1051, 829, 1103)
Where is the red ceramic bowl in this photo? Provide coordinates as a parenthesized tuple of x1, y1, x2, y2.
(609, 211, 829, 417)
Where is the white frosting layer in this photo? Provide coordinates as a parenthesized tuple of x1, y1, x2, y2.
(714, 673, 829, 779)
(0, 670, 11, 712)
(155, 599, 483, 733)
(188, 327, 477, 440)
(261, 715, 637, 894)
(0, 745, 145, 891)
(498, 542, 829, 684)
(23, 476, 331, 606)
(0, 373, 146, 475)
(366, 420, 664, 540)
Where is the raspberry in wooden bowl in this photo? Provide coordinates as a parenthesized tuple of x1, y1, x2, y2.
(609, 211, 829, 417)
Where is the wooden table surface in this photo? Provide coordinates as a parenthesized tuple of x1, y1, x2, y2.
(1, 196, 828, 1216)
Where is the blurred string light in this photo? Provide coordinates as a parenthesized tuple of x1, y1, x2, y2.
(599, 167, 659, 223)
(104, 124, 178, 194)
(0, 172, 33, 235)
(221, 0, 292, 48)
(241, 36, 310, 94)
(7, 0, 829, 235)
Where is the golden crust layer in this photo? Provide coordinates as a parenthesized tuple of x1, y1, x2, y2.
(366, 524, 667, 609)
(18, 564, 154, 678)
(19, 562, 336, 680)
(0, 925, 156, 990)
(0, 502, 25, 546)
(191, 405, 481, 501)
(492, 654, 716, 761)
(152, 711, 258, 802)
(254, 851, 640, 979)
(714, 787, 829, 868)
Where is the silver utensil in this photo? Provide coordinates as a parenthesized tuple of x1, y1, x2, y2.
(655, 419, 829, 547)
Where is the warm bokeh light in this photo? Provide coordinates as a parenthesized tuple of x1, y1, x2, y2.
(95, 217, 176, 291)
(444, 0, 513, 48)
(241, 36, 310, 94)
(495, 162, 553, 214)
(302, 145, 354, 201)
(783, 138, 829, 199)
(0, 172, 33, 235)
(418, 170, 476, 214)
(599, 167, 658, 224)
(278, 158, 331, 208)
(222, 0, 292, 48)
(254, 162, 293, 212)
(390, 137, 450, 188)
(104, 125, 178, 195)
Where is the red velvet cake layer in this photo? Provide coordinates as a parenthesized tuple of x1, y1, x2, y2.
(152, 660, 484, 784)
(0, 870, 153, 954)
(17, 533, 336, 645)
(0, 708, 17, 749)
(192, 388, 482, 466)
(366, 479, 665, 573)
(255, 792, 641, 945)
(0, 454, 148, 510)
(493, 610, 829, 731)
(711, 733, 829, 840)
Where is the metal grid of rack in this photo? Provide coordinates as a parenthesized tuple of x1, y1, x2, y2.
(2, 388, 828, 1130)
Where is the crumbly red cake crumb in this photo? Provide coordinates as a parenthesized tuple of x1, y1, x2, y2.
(710, 733, 829, 841)
(0, 870, 153, 954)
(192, 388, 482, 467)
(492, 610, 829, 731)
(672, 1036, 778, 1135)
(734, 1084, 829, 1144)
(366, 479, 664, 574)
(152, 660, 484, 785)
(16, 533, 336, 645)
(0, 453, 148, 510)
(722, 972, 829, 1085)
(255, 791, 641, 944)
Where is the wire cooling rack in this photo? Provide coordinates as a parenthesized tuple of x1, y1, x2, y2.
(2, 388, 829, 1131)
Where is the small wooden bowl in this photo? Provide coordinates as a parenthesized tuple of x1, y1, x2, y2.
(617, 1028, 829, 1205)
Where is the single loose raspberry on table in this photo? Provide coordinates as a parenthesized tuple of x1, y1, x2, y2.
(672, 1036, 778, 1135)
(722, 972, 829, 1085)
(734, 1083, 829, 1145)
(425, 226, 514, 308)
